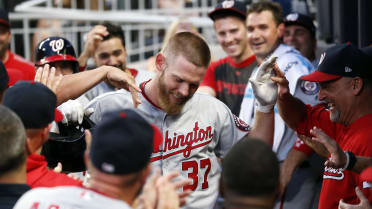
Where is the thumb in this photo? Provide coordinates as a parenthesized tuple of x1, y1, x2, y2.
(84, 108, 95, 117)
(355, 187, 368, 202)
(54, 162, 62, 173)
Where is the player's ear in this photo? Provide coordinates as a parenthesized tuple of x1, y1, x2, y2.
(277, 23, 285, 39)
(155, 53, 166, 73)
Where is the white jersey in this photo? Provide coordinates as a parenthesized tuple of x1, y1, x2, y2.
(239, 44, 319, 161)
(13, 186, 132, 209)
(87, 81, 250, 209)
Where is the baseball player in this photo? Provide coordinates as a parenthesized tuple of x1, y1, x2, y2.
(283, 13, 318, 67)
(198, 0, 257, 116)
(271, 44, 372, 209)
(239, 2, 320, 209)
(86, 32, 276, 209)
(13, 109, 189, 209)
(78, 22, 153, 102)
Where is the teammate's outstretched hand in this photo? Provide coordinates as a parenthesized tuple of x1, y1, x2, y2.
(99, 65, 142, 107)
(310, 126, 347, 169)
(271, 62, 290, 99)
(338, 187, 371, 209)
(35, 64, 63, 94)
(249, 56, 278, 113)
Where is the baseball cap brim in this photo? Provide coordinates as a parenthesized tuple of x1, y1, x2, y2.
(360, 166, 372, 182)
(208, 8, 246, 21)
(0, 19, 10, 28)
(36, 54, 78, 66)
(301, 70, 342, 82)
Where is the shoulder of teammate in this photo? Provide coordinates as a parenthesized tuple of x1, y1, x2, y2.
(13, 187, 50, 209)
(194, 93, 250, 133)
(87, 90, 134, 123)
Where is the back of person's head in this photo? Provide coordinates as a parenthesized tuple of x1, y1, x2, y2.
(89, 109, 162, 186)
(247, 1, 283, 26)
(0, 105, 27, 176)
(101, 22, 125, 48)
(162, 32, 211, 68)
(0, 61, 9, 102)
(222, 137, 279, 209)
(2, 81, 63, 130)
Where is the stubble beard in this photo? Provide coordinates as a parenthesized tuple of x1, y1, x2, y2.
(158, 72, 186, 115)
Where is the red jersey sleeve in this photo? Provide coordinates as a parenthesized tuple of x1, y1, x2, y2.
(292, 137, 314, 156)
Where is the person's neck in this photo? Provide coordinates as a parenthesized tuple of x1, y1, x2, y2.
(0, 50, 9, 63)
(144, 78, 161, 108)
(0, 163, 27, 185)
(256, 42, 280, 64)
(344, 93, 372, 126)
(231, 47, 254, 64)
(88, 178, 140, 205)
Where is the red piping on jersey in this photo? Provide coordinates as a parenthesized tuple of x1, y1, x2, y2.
(128, 68, 138, 78)
(139, 80, 163, 110)
(150, 139, 212, 162)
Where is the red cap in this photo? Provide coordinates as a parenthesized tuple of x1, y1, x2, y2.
(360, 166, 372, 182)
(301, 71, 342, 82)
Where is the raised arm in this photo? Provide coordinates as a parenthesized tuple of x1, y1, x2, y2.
(271, 65, 308, 130)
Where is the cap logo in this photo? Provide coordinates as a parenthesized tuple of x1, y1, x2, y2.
(49, 39, 64, 52)
(222, 0, 235, 8)
(101, 162, 115, 173)
(286, 13, 299, 21)
(318, 52, 326, 67)
(345, 66, 352, 73)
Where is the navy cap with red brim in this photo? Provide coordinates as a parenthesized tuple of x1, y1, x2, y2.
(301, 70, 342, 82)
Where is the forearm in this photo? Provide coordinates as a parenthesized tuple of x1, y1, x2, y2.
(277, 92, 307, 130)
(353, 156, 371, 174)
(56, 66, 108, 105)
(248, 110, 274, 145)
(282, 149, 309, 174)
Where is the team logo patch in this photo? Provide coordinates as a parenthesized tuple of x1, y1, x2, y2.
(222, 0, 234, 8)
(233, 114, 250, 132)
(300, 80, 319, 95)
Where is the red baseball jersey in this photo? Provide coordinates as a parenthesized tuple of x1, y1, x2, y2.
(296, 104, 372, 209)
(4, 50, 35, 86)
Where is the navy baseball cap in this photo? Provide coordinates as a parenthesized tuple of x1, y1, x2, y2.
(208, 0, 247, 21)
(0, 61, 9, 91)
(0, 9, 10, 28)
(301, 44, 372, 82)
(3, 81, 63, 129)
(284, 13, 316, 37)
(91, 109, 162, 175)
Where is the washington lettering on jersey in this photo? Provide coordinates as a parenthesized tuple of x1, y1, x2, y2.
(152, 122, 214, 161)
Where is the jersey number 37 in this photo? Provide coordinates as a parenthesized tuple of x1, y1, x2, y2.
(182, 158, 211, 191)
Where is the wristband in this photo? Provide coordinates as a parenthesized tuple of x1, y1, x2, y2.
(343, 151, 357, 170)
(255, 102, 274, 113)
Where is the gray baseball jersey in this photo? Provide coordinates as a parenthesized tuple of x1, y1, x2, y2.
(13, 186, 132, 209)
(87, 81, 250, 209)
